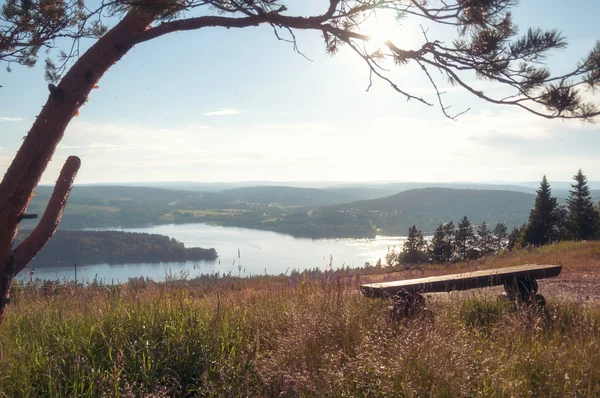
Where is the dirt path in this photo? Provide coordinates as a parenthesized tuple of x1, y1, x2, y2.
(421, 273, 600, 304)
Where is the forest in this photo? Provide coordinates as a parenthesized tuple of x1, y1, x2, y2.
(389, 171, 600, 266)
(15, 230, 218, 267)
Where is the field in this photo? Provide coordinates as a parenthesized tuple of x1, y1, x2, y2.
(1, 241, 599, 397)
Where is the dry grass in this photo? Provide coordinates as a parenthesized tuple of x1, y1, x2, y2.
(1, 241, 600, 397)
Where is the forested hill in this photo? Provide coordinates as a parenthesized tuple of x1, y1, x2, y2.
(333, 188, 535, 214)
(280, 188, 536, 237)
(21, 185, 398, 230)
(21, 185, 542, 239)
(219, 186, 397, 207)
(16, 231, 218, 267)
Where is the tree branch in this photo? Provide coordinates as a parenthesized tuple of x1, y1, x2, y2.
(132, 15, 266, 44)
(133, 12, 372, 46)
(11, 156, 81, 274)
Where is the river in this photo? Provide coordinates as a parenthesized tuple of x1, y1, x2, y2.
(17, 223, 408, 283)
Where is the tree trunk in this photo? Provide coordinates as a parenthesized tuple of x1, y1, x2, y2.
(0, 8, 160, 324)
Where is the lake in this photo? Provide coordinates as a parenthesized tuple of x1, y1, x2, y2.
(18, 223, 408, 283)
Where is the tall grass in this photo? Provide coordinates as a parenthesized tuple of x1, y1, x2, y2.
(1, 242, 600, 397)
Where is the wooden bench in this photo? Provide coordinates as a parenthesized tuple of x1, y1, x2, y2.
(360, 264, 562, 302)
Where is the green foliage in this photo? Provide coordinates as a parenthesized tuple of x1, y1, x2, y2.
(476, 221, 494, 257)
(401, 225, 427, 265)
(492, 222, 508, 252)
(522, 176, 563, 246)
(567, 169, 600, 240)
(1, 0, 85, 68)
(508, 224, 524, 251)
(428, 221, 455, 263)
(455, 216, 477, 261)
(15, 230, 217, 267)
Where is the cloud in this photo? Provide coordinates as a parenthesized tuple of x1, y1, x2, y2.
(37, 110, 599, 185)
(0, 117, 25, 122)
(203, 108, 241, 116)
(177, 123, 210, 130)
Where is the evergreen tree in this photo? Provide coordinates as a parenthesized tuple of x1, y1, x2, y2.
(522, 176, 561, 246)
(506, 224, 525, 250)
(476, 221, 494, 257)
(492, 222, 509, 252)
(428, 224, 446, 263)
(401, 225, 427, 265)
(442, 221, 456, 262)
(428, 221, 455, 263)
(455, 216, 477, 261)
(555, 205, 571, 241)
(567, 169, 600, 240)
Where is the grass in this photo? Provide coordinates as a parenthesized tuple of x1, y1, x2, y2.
(1, 241, 600, 397)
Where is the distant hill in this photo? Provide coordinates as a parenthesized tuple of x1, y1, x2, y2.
(334, 187, 535, 214)
(23, 185, 556, 238)
(219, 186, 397, 207)
(296, 188, 538, 236)
(32, 185, 219, 203)
(331, 182, 538, 195)
(29, 184, 397, 214)
(23, 184, 396, 232)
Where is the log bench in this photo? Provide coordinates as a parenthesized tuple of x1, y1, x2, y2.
(360, 264, 562, 318)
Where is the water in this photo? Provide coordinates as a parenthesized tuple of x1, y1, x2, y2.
(18, 223, 408, 283)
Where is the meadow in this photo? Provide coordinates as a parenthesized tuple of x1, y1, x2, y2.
(1, 241, 599, 397)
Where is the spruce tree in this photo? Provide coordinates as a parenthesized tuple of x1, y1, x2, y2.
(455, 216, 477, 261)
(567, 169, 600, 240)
(428, 224, 446, 263)
(492, 222, 509, 252)
(523, 176, 560, 246)
(401, 225, 427, 265)
(428, 222, 455, 263)
(476, 221, 494, 257)
(508, 226, 523, 251)
(442, 221, 456, 262)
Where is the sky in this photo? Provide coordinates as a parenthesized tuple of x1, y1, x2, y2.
(1, 0, 599, 185)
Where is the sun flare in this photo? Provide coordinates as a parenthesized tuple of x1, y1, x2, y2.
(361, 12, 402, 49)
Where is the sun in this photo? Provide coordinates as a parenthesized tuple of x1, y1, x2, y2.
(361, 11, 401, 49)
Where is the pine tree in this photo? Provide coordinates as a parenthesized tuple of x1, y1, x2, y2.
(442, 221, 456, 262)
(455, 216, 477, 261)
(401, 225, 427, 265)
(567, 169, 600, 240)
(522, 176, 561, 246)
(507, 225, 523, 251)
(476, 221, 494, 257)
(428, 222, 454, 263)
(492, 222, 509, 252)
(428, 224, 446, 263)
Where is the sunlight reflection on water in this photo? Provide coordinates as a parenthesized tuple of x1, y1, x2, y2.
(18, 225, 412, 283)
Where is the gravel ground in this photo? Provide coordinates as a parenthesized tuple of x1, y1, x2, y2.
(421, 272, 600, 304)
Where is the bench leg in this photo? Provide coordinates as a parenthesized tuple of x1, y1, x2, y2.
(503, 277, 545, 306)
(388, 290, 433, 321)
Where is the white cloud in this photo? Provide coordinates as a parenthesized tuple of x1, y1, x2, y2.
(0, 117, 25, 122)
(203, 108, 241, 116)
(33, 109, 600, 184)
(177, 123, 210, 130)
